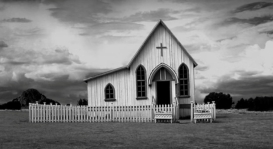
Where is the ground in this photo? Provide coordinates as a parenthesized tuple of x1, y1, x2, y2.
(0, 110, 273, 149)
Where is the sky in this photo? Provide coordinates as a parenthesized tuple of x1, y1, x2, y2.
(0, 0, 273, 104)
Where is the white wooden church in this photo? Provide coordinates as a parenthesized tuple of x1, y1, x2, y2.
(84, 20, 197, 119)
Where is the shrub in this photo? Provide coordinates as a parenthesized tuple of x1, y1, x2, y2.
(235, 98, 248, 109)
(0, 100, 21, 110)
(77, 99, 88, 106)
(204, 92, 233, 109)
(39, 98, 60, 105)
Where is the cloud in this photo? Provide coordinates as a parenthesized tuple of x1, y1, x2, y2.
(195, 40, 273, 100)
(1, 17, 32, 23)
(0, 63, 110, 105)
(13, 27, 43, 36)
(0, 41, 8, 49)
(233, 2, 273, 13)
(0, 47, 81, 66)
(220, 15, 273, 26)
(260, 30, 273, 35)
(0, 50, 106, 105)
(160, 0, 254, 12)
(196, 65, 209, 72)
(47, 0, 113, 24)
(201, 75, 273, 99)
(0, 72, 87, 105)
(78, 22, 144, 36)
(122, 8, 179, 22)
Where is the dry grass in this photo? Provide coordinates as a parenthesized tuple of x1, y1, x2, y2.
(0, 110, 273, 149)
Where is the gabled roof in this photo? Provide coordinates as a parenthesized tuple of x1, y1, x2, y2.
(84, 20, 197, 83)
(84, 66, 127, 82)
(127, 20, 197, 67)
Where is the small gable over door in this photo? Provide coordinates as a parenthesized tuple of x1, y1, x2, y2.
(152, 67, 174, 82)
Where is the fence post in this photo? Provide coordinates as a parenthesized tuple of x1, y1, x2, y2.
(43, 102, 46, 123)
(29, 103, 32, 123)
(190, 101, 194, 123)
(212, 101, 216, 120)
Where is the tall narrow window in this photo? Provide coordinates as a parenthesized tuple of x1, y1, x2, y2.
(105, 83, 115, 101)
(178, 63, 189, 96)
(136, 65, 147, 99)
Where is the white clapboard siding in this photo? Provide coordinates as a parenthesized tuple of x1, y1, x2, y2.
(29, 103, 178, 123)
(87, 22, 196, 118)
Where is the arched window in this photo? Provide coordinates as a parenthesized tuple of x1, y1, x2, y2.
(178, 63, 189, 96)
(136, 65, 147, 99)
(104, 83, 115, 101)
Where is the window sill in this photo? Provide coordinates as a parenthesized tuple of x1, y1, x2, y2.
(177, 95, 190, 98)
(104, 98, 116, 102)
(136, 97, 148, 100)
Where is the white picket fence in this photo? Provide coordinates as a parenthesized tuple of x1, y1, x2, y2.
(29, 102, 176, 123)
(191, 102, 216, 123)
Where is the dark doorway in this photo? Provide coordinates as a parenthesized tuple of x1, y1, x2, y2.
(156, 81, 171, 105)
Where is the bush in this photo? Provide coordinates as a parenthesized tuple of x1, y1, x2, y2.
(235, 98, 248, 109)
(38, 98, 60, 105)
(204, 92, 233, 109)
(0, 100, 21, 110)
(77, 99, 88, 106)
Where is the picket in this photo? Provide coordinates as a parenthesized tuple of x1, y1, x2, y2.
(29, 103, 178, 123)
(191, 101, 216, 123)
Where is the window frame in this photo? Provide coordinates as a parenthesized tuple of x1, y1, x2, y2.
(104, 83, 116, 102)
(178, 63, 190, 98)
(135, 65, 147, 100)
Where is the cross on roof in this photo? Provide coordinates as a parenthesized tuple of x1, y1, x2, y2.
(156, 43, 167, 56)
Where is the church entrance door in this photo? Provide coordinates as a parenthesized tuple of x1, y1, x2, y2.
(156, 81, 171, 105)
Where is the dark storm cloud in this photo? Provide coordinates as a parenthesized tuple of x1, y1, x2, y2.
(260, 30, 273, 35)
(0, 73, 85, 105)
(122, 8, 179, 22)
(0, 67, 106, 104)
(79, 8, 179, 36)
(218, 15, 273, 27)
(47, 0, 113, 24)
(0, 0, 43, 2)
(200, 71, 273, 98)
(233, 2, 273, 13)
(1, 18, 32, 23)
(0, 41, 8, 49)
(160, 0, 251, 11)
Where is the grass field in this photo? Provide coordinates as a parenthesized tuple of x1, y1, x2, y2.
(0, 110, 273, 149)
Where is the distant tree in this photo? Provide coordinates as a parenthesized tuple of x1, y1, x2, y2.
(0, 100, 21, 110)
(248, 97, 273, 111)
(235, 98, 248, 109)
(204, 92, 233, 109)
(235, 97, 273, 111)
(77, 99, 88, 106)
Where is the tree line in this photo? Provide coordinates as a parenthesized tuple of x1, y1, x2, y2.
(204, 92, 273, 111)
(1, 92, 273, 111)
(235, 97, 273, 111)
